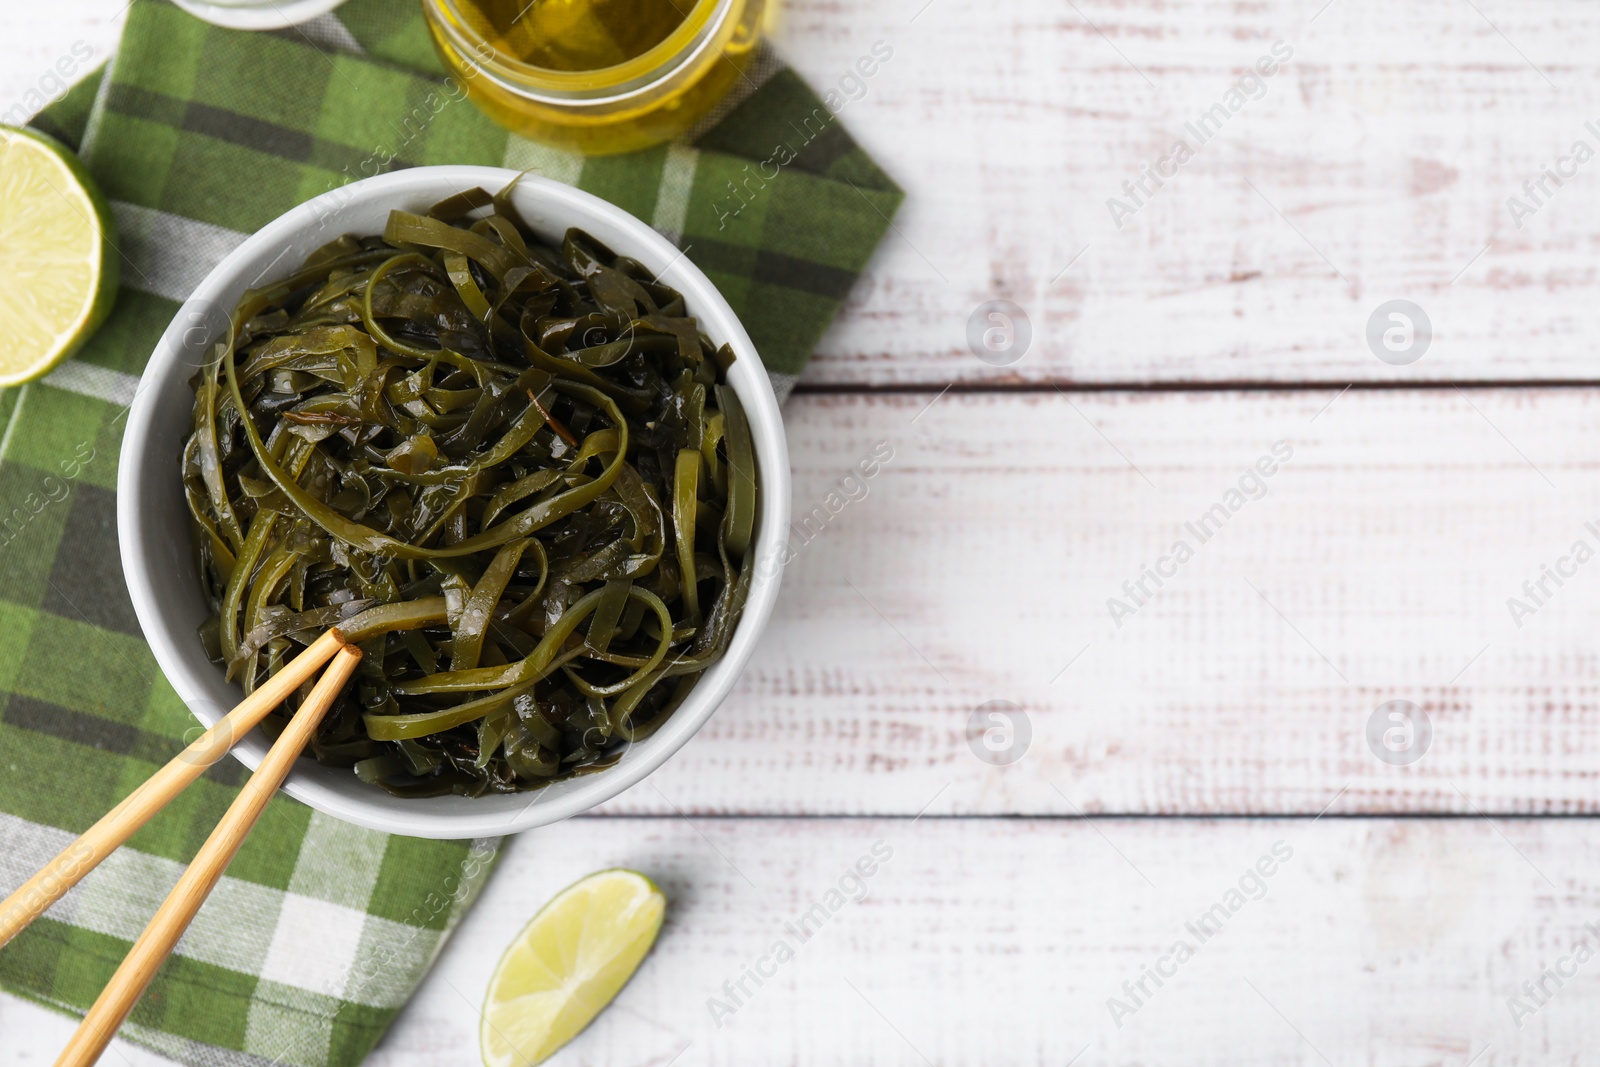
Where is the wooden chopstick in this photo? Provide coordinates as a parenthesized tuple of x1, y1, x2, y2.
(55, 644, 364, 1067)
(0, 628, 348, 951)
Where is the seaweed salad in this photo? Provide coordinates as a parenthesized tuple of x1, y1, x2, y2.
(183, 183, 758, 797)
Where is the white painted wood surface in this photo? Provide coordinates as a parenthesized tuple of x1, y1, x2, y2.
(17, 1, 1600, 387)
(8, 1, 1600, 1065)
(586, 387, 1600, 816)
(10, 817, 1600, 1066)
(788, 0, 1600, 386)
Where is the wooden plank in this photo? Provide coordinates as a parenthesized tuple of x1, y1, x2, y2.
(589, 388, 1600, 815)
(12, 3, 1600, 386)
(774, 0, 1600, 386)
(9, 816, 1594, 1065)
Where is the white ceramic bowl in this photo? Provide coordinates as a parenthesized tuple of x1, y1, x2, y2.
(119, 166, 789, 839)
(170, 0, 349, 30)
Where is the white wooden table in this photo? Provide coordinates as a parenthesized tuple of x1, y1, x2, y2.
(8, 0, 1600, 1062)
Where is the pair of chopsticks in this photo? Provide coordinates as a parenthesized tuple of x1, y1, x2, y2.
(0, 629, 362, 1067)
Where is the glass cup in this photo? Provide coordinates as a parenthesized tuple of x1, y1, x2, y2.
(422, 0, 770, 155)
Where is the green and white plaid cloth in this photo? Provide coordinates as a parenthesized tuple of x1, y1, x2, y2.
(1, 1, 900, 1064)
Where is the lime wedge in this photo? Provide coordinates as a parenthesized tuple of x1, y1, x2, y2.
(482, 869, 666, 1067)
(0, 126, 118, 386)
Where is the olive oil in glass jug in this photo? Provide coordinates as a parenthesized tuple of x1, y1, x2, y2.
(423, 0, 770, 154)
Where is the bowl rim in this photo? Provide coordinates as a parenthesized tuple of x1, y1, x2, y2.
(117, 166, 789, 839)
(168, 0, 350, 31)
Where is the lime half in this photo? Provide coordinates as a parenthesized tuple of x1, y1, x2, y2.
(482, 869, 666, 1067)
(0, 126, 118, 386)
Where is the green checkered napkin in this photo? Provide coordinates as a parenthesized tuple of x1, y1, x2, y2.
(1, 3, 899, 1064)
(28, 0, 903, 400)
